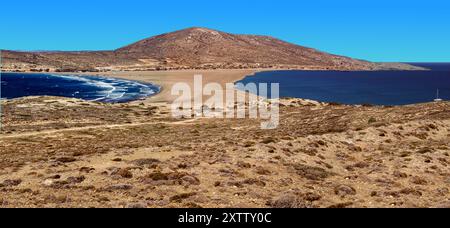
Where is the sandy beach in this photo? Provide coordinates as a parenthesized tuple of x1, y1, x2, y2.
(82, 69, 259, 104)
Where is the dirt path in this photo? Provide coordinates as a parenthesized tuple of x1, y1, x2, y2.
(0, 118, 199, 139)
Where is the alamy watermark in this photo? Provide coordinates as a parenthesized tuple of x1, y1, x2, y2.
(171, 75, 280, 129)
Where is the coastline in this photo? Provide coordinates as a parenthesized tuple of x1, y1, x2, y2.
(75, 69, 263, 104)
(0, 69, 269, 108)
(2, 67, 443, 106)
(3, 65, 447, 107)
(0, 73, 162, 104)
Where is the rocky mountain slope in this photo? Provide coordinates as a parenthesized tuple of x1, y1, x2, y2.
(1, 28, 421, 72)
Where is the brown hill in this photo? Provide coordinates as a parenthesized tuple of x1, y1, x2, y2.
(1, 27, 420, 72)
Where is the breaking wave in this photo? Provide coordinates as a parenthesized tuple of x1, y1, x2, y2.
(0, 73, 160, 103)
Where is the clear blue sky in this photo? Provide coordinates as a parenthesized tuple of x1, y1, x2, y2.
(1, 0, 449, 62)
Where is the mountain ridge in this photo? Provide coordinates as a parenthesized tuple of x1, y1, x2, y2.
(1, 27, 423, 72)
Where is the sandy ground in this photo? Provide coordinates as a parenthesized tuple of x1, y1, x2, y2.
(83, 69, 259, 104)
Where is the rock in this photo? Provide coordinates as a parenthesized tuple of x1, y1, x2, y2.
(334, 185, 357, 197)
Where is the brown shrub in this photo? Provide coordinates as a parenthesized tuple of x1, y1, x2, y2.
(292, 163, 332, 180)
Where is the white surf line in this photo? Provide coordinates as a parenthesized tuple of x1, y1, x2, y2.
(53, 74, 119, 101)
(53, 74, 158, 102)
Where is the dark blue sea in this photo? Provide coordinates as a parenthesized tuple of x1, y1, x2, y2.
(236, 63, 450, 106)
(0, 73, 160, 103)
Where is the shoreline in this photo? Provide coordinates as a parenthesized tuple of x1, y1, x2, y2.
(1, 68, 446, 106)
(66, 68, 450, 107)
(0, 73, 163, 104)
(1, 69, 262, 107)
(76, 69, 263, 104)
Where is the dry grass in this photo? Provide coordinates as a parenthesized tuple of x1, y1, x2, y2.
(0, 97, 449, 208)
